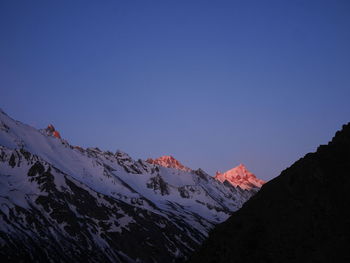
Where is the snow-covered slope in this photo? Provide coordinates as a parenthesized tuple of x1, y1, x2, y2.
(215, 164, 265, 190)
(0, 109, 261, 263)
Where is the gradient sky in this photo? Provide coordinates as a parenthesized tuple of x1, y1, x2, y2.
(1, 0, 350, 181)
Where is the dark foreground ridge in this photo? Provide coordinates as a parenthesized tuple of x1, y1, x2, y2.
(189, 123, 350, 263)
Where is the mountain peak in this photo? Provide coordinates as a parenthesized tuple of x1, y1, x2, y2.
(45, 124, 61, 139)
(215, 164, 265, 190)
(146, 155, 192, 172)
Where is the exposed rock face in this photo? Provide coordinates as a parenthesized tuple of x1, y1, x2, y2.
(45, 124, 61, 139)
(146, 155, 192, 172)
(215, 164, 265, 190)
(190, 123, 350, 263)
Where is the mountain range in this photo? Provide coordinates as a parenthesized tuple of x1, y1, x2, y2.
(0, 109, 264, 263)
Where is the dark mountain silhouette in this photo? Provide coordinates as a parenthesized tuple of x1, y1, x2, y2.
(189, 123, 350, 263)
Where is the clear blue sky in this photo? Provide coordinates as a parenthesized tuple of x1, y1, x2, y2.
(1, 0, 350, 181)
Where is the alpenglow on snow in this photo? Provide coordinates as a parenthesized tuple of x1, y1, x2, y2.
(0, 108, 264, 263)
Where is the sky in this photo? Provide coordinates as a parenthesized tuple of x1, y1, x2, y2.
(1, 0, 350, 181)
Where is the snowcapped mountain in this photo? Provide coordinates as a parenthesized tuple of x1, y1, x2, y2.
(146, 155, 192, 172)
(0, 109, 262, 263)
(215, 164, 265, 190)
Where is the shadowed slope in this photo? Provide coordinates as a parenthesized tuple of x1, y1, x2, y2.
(190, 123, 350, 263)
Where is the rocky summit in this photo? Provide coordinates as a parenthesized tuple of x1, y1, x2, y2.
(146, 155, 192, 172)
(215, 164, 265, 190)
